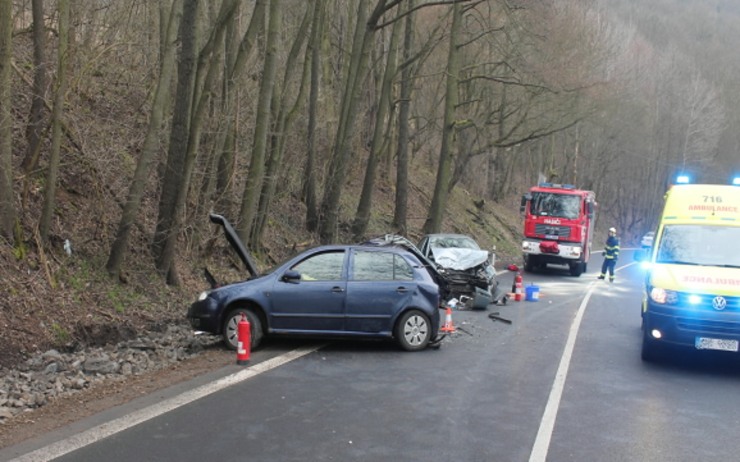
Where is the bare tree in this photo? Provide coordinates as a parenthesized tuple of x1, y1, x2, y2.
(39, 0, 71, 242)
(236, 0, 282, 244)
(303, 0, 325, 232)
(106, 0, 183, 278)
(391, 0, 416, 236)
(423, 1, 461, 234)
(153, 0, 200, 283)
(252, 3, 312, 249)
(20, 0, 47, 175)
(0, 0, 13, 241)
(351, 6, 403, 240)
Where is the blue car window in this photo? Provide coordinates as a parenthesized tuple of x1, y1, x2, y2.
(351, 251, 415, 281)
(394, 255, 414, 281)
(292, 251, 345, 281)
(352, 251, 395, 281)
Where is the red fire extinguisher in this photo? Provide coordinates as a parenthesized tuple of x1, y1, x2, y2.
(237, 312, 251, 365)
(514, 272, 523, 302)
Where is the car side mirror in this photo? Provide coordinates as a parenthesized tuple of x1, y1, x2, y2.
(520, 194, 530, 213)
(282, 270, 301, 283)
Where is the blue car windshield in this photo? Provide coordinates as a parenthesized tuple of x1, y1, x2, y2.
(656, 224, 740, 267)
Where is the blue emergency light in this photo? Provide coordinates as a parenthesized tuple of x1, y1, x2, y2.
(675, 175, 691, 184)
(538, 182, 575, 189)
(733, 177, 740, 186)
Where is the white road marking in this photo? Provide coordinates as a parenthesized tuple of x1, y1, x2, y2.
(528, 261, 635, 462)
(10, 345, 323, 462)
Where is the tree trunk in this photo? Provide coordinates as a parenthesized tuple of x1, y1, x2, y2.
(318, 1, 376, 244)
(236, 0, 281, 244)
(212, 0, 267, 218)
(252, 2, 312, 249)
(156, 0, 238, 285)
(423, 2, 461, 234)
(153, 0, 199, 283)
(303, 0, 324, 233)
(0, 0, 14, 240)
(106, 0, 183, 278)
(352, 9, 402, 240)
(20, 0, 47, 175)
(391, 0, 416, 235)
(39, 0, 70, 242)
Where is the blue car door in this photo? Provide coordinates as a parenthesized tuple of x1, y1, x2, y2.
(345, 249, 416, 333)
(268, 250, 347, 332)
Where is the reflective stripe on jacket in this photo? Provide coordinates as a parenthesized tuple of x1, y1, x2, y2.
(604, 236, 620, 260)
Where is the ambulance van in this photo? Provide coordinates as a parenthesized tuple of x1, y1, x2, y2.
(639, 180, 740, 361)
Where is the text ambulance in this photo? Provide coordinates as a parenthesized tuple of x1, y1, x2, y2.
(639, 180, 740, 361)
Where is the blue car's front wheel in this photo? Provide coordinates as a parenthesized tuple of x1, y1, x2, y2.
(223, 307, 264, 351)
(395, 310, 431, 352)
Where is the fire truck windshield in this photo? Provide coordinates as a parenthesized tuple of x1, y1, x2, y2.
(530, 193, 581, 219)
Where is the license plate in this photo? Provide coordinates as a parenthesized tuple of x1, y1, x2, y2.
(695, 337, 739, 352)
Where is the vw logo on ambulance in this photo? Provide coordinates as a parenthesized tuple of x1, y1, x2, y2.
(712, 296, 727, 311)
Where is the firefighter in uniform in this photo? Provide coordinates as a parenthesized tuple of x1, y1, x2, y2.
(598, 227, 620, 282)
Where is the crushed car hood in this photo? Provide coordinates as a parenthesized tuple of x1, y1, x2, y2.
(431, 248, 490, 271)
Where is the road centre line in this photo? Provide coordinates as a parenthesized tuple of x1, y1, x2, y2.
(528, 261, 634, 462)
(10, 345, 324, 462)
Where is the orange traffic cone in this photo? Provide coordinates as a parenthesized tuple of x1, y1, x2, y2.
(440, 305, 456, 333)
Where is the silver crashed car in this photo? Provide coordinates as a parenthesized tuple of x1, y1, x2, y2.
(417, 233, 505, 309)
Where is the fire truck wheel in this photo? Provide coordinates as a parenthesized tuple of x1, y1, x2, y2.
(569, 262, 584, 277)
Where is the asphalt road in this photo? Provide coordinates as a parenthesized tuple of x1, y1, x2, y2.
(4, 249, 740, 462)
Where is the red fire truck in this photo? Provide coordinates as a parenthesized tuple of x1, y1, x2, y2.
(520, 183, 597, 277)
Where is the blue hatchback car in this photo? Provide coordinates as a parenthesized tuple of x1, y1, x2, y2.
(187, 215, 442, 352)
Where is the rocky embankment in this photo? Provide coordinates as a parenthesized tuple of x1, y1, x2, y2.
(0, 323, 221, 424)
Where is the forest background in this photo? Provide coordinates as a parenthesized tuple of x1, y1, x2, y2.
(0, 0, 738, 368)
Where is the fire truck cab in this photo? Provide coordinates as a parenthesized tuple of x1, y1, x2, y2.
(520, 183, 596, 277)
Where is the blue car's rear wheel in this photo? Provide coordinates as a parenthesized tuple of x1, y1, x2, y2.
(395, 310, 431, 351)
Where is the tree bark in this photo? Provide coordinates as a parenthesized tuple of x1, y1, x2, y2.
(153, 0, 199, 283)
(423, 2, 461, 234)
(303, 0, 324, 232)
(352, 9, 402, 240)
(236, 0, 281, 244)
(252, 2, 312, 249)
(156, 0, 238, 285)
(20, 0, 47, 175)
(0, 0, 14, 240)
(318, 1, 379, 244)
(39, 0, 70, 242)
(392, 0, 416, 235)
(106, 0, 183, 278)
(212, 0, 267, 218)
